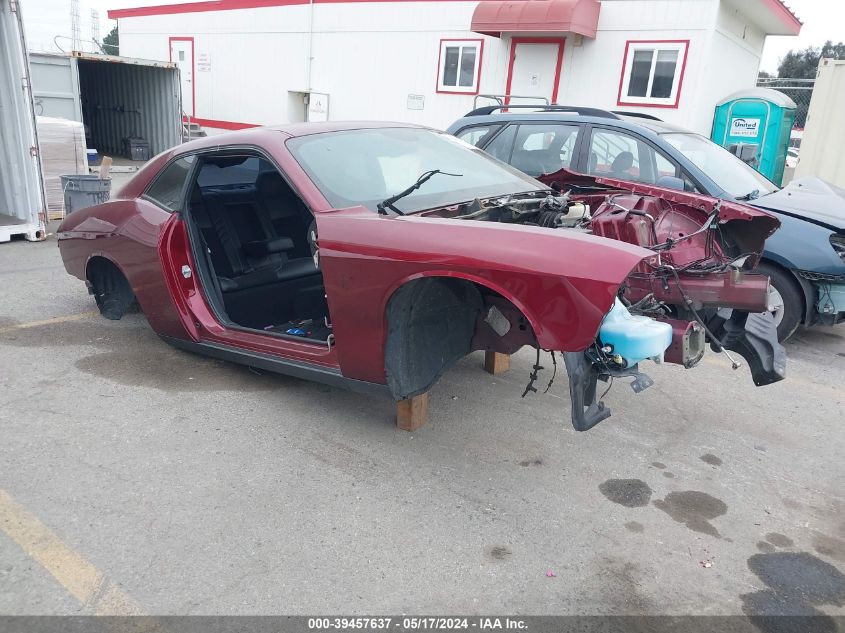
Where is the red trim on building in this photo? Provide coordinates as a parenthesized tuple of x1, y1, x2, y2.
(615, 39, 689, 110)
(764, 0, 802, 35)
(109, 0, 802, 38)
(169, 36, 196, 116)
(183, 116, 260, 130)
(109, 0, 469, 19)
(434, 38, 484, 96)
(504, 37, 565, 106)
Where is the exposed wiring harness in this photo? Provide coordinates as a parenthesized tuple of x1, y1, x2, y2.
(521, 348, 559, 397)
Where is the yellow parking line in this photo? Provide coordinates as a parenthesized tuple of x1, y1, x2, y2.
(0, 488, 143, 615)
(0, 311, 99, 335)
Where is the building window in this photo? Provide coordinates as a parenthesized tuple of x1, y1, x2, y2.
(437, 39, 483, 94)
(618, 40, 689, 108)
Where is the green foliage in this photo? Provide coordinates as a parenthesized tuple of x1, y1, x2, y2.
(777, 40, 845, 79)
(102, 26, 119, 55)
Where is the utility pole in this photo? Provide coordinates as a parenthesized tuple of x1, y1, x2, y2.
(70, 0, 81, 51)
(91, 9, 100, 49)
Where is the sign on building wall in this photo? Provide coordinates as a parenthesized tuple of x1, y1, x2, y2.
(730, 117, 761, 137)
(407, 94, 425, 111)
(307, 92, 329, 122)
(197, 52, 211, 72)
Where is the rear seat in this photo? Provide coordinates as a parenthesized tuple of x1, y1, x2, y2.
(189, 184, 318, 293)
(255, 171, 311, 258)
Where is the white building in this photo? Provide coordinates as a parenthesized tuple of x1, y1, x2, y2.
(109, 0, 801, 136)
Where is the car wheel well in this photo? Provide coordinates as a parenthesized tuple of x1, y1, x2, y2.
(384, 277, 536, 400)
(758, 258, 808, 317)
(756, 259, 807, 341)
(86, 256, 137, 320)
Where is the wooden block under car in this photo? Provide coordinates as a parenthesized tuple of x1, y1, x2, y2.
(484, 351, 510, 375)
(396, 393, 429, 431)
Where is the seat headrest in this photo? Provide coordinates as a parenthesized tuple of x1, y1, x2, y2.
(255, 171, 289, 199)
(611, 151, 634, 173)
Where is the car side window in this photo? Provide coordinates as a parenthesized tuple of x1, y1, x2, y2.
(680, 170, 702, 193)
(456, 124, 502, 148)
(145, 155, 196, 212)
(196, 156, 262, 187)
(483, 125, 518, 162)
(511, 123, 579, 177)
(655, 151, 677, 180)
(587, 129, 657, 184)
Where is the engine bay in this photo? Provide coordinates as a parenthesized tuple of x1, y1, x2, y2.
(425, 181, 786, 431)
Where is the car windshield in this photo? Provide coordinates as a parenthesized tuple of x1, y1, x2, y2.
(662, 132, 777, 199)
(287, 127, 543, 213)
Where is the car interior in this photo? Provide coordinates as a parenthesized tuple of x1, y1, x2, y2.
(186, 153, 332, 343)
(509, 128, 576, 177)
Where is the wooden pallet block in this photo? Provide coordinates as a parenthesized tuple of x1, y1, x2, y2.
(396, 392, 429, 431)
(484, 351, 510, 375)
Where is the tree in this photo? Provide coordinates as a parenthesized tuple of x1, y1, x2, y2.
(775, 41, 845, 127)
(102, 26, 119, 55)
(777, 40, 845, 79)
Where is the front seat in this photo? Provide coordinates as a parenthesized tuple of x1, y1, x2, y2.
(610, 151, 635, 179)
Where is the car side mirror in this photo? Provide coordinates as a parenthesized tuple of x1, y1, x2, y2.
(656, 175, 685, 191)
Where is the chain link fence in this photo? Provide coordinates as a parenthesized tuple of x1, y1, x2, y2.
(756, 77, 815, 128)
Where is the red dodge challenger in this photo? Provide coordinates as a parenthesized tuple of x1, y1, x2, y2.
(57, 122, 786, 431)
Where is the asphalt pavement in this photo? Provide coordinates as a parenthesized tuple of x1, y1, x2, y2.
(0, 225, 843, 619)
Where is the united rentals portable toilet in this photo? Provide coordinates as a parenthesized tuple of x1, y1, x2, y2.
(711, 88, 796, 186)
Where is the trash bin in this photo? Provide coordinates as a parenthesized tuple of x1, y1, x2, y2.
(60, 175, 111, 215)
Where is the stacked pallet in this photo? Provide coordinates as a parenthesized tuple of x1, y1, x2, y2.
(37, 116, 88, 220)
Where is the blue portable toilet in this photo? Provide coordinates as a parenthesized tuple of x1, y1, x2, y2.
(711, 88, 796, 186)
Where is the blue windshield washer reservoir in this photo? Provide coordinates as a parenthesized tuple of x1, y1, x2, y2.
(599, 299, 673, 367)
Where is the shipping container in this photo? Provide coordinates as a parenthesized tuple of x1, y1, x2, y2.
(795, 58, 845, 188)
(0, 0, 46, 242)
(29, 51, 184, 159)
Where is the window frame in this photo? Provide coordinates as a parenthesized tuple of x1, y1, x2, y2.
(142, 154, 199, 213)
(455, 123, 504, 148)
(479, 124, 518, 163)
(435, 38, 484, 95)
(616, 40, 689, 109)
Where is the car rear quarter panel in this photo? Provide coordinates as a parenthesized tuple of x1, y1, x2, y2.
(316, 208, 651, 384)
(57, 197, 189, 338)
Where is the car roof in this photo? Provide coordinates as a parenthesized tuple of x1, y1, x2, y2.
(616, 115, 692, 135)
(447, 106, 697, 138)
(269, 120, 428, 137)
(175, 120, 429, 153)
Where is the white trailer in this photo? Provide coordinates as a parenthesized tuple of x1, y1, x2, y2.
(795, 58, 845, 188)
(0, 0, 46, 243)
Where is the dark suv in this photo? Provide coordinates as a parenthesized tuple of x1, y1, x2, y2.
(447, 105, 845, 342)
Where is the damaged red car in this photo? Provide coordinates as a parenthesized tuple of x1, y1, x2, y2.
(57, 123, 786, 431)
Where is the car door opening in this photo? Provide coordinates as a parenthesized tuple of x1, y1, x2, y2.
(185, 153, 331, 342)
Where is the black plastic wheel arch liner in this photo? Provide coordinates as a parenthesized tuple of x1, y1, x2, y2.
(714, 311, 787, 386)
(385, 277, 483, 400)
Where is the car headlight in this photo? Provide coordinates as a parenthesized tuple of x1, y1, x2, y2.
(831, 233, 845, 260)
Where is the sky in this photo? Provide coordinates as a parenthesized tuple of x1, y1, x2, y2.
(22, 0, 845, 73)
(759, 0, 845, 73)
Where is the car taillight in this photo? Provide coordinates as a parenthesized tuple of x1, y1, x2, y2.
(831, 233, 845, 260)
